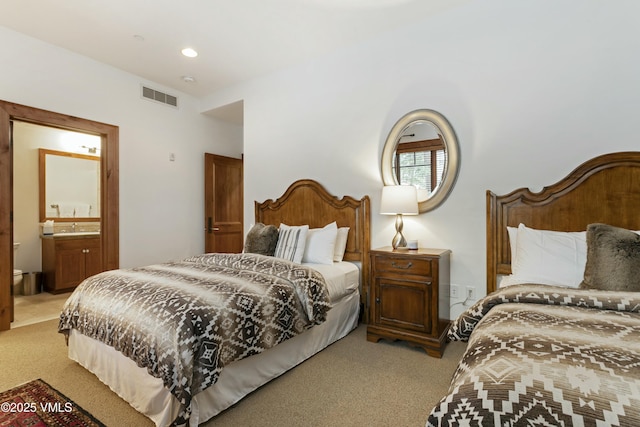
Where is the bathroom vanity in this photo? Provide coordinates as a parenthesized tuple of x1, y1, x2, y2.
(41, 233, 102, 294)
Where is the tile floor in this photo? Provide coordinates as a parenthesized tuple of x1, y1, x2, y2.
(11, 292, 71, 328)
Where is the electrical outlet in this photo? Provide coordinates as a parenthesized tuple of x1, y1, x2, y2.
(466, 286, 476, 300)
(450, 284, 459, 298)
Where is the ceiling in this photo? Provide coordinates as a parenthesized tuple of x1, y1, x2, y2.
(0, 0, 462, 122)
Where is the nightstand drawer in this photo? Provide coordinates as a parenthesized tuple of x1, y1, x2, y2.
(373, 255, 433, 277)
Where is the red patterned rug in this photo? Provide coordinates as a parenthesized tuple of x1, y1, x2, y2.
(0, 379, 105, 427)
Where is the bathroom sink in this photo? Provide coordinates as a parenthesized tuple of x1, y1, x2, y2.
(51, 231, 100, 237)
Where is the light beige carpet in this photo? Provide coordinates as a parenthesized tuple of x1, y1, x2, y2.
(0, 320, 466, 426)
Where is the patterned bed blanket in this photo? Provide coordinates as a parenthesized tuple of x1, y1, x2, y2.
(58, 253, 331, 425)
(427, 284, 640, 426)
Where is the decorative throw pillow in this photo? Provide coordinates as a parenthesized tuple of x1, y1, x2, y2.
(580, 223, 640, 292)
(243, 223, 279, 256)
(274, 224, 309, 263)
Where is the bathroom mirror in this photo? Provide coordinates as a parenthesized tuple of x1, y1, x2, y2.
(381, 109, 460, 213)
(39, 148, 100, 222)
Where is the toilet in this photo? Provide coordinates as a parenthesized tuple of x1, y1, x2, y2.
(13, 242, 23, 295)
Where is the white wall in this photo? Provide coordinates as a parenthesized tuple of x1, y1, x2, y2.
(202, 1, 640, 317)
(4, 1, 639, 318)
(1, 26, 243, 268)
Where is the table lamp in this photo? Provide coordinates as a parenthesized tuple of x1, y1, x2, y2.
(380, 185, 418, 249)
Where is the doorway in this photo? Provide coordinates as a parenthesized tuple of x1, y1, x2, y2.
(0, 101, 119, 331)
(12, 122, 101, 326)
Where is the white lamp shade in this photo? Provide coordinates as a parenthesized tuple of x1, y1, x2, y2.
(380, 185, 418, 215)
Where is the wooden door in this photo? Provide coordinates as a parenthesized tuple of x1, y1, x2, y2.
(204, 153, 243, 253)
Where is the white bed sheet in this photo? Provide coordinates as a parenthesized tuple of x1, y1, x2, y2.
(67, 264, 360, 427)
(303, 260, 360, 302)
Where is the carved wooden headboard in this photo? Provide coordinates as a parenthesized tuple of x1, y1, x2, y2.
(255, 179, 371, 308)
(487, 152, 640, 294)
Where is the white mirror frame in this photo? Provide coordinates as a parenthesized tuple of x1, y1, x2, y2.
(381, 109, 460, 213)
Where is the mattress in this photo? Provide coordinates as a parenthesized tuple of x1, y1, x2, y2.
(302, 261, 360, 302)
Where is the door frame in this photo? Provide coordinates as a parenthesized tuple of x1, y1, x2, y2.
(0, 100, 119, 330)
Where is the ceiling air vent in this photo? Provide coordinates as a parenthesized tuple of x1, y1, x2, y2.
(141, 85, 178, 108)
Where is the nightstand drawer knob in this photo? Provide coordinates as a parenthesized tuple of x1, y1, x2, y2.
(391, 261, 413, 269)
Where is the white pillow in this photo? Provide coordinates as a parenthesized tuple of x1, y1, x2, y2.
(274, 224, 309, 263)
(302, 222, 338, 265)
(507, 226, 518, 263)
(509, 223, 587, 287)
(333, 227, 350, 262)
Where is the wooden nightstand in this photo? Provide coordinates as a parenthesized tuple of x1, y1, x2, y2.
(367, 246, 451, 358)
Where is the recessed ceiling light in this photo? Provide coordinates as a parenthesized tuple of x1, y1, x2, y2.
(181, 48, 198, 58)
(182, 76, 196, 83)
(133, 34, 145, 42)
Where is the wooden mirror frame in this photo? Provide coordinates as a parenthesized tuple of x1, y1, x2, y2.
(381, 109, 460, 213)
(39, 148, 101, 222)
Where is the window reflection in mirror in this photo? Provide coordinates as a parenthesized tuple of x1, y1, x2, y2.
(392, 121, 447, 194)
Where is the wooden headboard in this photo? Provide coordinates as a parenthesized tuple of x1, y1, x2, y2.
(487, 151, 640, 294)
(255, 179, 371, 309)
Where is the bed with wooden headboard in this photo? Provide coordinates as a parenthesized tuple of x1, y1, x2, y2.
(487, 151, 640, 293)
(59, 179, 370, 427)
(427, 152, 640, 426)
(256, 178, 371, 307)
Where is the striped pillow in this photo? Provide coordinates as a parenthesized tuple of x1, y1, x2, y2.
(274, 224, 309, 263)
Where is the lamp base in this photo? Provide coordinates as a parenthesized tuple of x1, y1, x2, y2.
(391, 214, 407, 249)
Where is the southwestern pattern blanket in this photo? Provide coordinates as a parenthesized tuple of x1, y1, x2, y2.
(427, 284, 640, 426)
(58, 253, 331, 425)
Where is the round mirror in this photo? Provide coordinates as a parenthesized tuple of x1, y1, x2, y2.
(381, 109, 460, 213)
